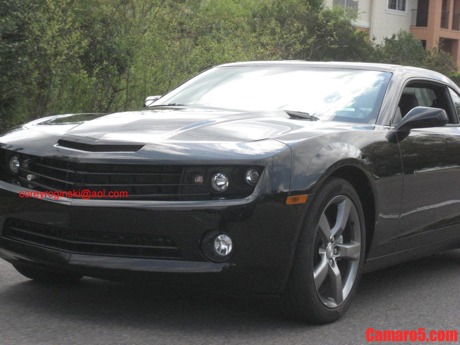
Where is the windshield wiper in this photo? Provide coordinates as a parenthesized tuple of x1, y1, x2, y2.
(284, 110, 319, 121)
(148, 103, 187, 107)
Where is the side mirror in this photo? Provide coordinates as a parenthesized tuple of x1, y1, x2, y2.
(387, 107, 448, 142)
(144, 95, 162, 107)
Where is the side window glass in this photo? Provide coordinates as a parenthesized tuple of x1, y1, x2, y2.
(399, 87, 436, 113)
(398, 87, 421, 118)
(448, 88, 460, 121)
(397, 82, 454, 123)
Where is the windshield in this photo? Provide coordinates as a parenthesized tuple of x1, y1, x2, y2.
(155, 65, 391, 123)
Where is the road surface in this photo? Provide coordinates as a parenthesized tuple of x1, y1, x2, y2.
(0, 250, 458, 345)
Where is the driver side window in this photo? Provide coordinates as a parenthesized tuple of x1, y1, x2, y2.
(394, 82, 456, 124)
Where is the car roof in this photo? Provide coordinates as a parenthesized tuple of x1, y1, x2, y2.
(217, 60, 453, 85)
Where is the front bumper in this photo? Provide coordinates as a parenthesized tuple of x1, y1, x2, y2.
(0, 181, 306, 295)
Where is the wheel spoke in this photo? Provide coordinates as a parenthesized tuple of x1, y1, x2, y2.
(314, 251, 328, 288)
(318, 213, 331, 241)
(329, 262, 344, 304)
(337, 241, 361, 260)
(331, 198, 352, 238)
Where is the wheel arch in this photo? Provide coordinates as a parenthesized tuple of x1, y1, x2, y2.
(291, 141, 378, 259)
(283, 141, 380, 293)
(290, 159, 378, 264)
(328, 165, 376, 259)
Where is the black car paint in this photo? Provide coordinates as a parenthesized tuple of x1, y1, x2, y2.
(0, 62, 459, 295)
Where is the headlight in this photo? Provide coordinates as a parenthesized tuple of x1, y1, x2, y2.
(211, 172, 229, 192)
(8, 156, 20, 174)
(245, 168, 260, 186)
(182, 166, 264, 200)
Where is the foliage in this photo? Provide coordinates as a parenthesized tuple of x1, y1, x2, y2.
(0, 0, 30, 128)
(129, 0, 265, 105)
(424, 49, 457, 76)
(373, 30, 457, 75)
(252, 1, 373, 61)
(373, 31, 427, 66)
(23, 0, 90, 115)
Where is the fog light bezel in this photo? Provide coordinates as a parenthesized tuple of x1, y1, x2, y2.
(201, 231, 234, 263)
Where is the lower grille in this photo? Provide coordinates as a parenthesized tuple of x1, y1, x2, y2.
(2, 218, 182, 259)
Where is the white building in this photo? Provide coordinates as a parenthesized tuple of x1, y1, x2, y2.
(325, 0, 418, 43)
(326, 0, 460, 68)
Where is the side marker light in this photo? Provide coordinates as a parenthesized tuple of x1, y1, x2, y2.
(286, 194, 309, 205)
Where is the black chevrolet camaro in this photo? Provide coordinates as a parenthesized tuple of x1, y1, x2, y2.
(1, 61, 459, 323)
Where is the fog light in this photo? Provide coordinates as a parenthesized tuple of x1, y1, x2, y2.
(214, 234, 233, 256)
(245, 168, 260, 186)
(8, 156, 20, 174)
(211, 172, 229, 192)
(201, 231, 234, 262)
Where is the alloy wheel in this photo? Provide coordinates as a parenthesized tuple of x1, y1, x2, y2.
(313, 195, 361, 308)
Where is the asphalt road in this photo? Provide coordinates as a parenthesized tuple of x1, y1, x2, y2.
(0, 250, 459, 345)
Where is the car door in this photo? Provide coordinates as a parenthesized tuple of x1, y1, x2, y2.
(396, 81, 460, 246)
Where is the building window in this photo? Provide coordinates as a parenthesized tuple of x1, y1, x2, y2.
(333, 0, 358, 13)
(388, 0, 406, 12)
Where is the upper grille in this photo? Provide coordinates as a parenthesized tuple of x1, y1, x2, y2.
(2, 218, 183, 259)
(18, 157, 207, 200)
(0, 149, 262, 201)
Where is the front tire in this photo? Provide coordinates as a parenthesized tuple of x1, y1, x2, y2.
(283, 178, 366, 323)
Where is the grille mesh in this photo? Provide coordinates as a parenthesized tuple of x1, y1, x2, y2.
(18, 157, 208, 200)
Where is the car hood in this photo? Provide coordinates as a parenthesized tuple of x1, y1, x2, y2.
(0, 108, 373, 160)
(12, 108, 369, 143)
(76, 110, 295, 142)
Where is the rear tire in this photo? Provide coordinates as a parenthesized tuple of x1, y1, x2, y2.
(283, 178, 366, 323)
(13, 263, 83, 284)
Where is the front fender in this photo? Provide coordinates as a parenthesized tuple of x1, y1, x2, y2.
(290, 141, 373, 194)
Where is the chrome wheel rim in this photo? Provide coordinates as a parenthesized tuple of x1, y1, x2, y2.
(313, 195, 361, 308)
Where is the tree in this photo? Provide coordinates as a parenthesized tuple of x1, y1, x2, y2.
(373, 30, 457, 75)
(23, 0, 90, 116)
(374, 31, 428, 66)
(251, 0, 374, 61)
(126, 0, 265, 107)
(424, 48, 457, 76)
(0, 0, 30, 127)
